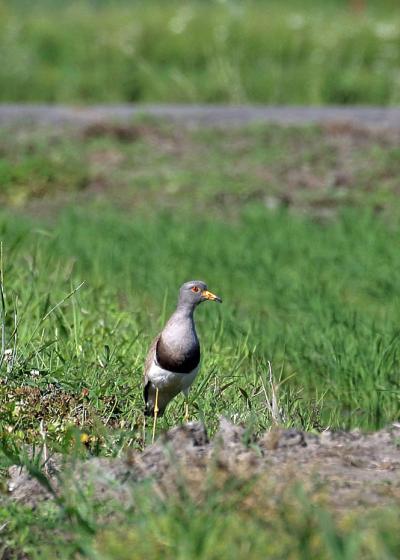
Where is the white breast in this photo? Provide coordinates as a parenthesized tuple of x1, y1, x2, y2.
(147, 360, 199, 396)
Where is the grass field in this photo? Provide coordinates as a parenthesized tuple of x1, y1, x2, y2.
(1, 0, 400, 105)
(1, 119, 400, 558)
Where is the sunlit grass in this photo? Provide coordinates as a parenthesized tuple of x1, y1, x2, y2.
(0, 122, 399, 445)
(1, 204, 400, 443)
(1, 120, 400, 559)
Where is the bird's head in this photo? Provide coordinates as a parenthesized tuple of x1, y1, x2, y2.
(178, 280, 222, 308)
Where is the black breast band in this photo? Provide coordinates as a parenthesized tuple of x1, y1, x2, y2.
(156, 337, 200, 373)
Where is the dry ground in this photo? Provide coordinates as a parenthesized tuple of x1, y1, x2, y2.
(7, 419, 400, 515)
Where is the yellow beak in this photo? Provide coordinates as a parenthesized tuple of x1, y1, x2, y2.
(202, 290, 222, 303)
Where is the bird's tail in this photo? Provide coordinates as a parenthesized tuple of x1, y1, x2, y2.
(143, 383, 164, 417)
(144, 403, 164, 417)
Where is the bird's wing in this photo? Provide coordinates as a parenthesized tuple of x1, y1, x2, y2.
(143, 333, 160, 386)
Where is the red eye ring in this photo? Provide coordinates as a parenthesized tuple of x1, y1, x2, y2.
(191, 286, 200, 293)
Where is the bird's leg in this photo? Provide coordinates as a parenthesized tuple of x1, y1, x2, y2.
(184, 399, 189, 423)
(151, 388, 159, 444)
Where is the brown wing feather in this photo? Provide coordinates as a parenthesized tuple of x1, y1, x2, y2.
(143, 334, 160, 414)
(143, 334, 160, 387)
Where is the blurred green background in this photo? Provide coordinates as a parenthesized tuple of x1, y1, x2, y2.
(1, 0, 400, 105)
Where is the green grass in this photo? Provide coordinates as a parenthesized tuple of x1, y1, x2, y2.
(1, 203, 400, 436)
(0, 121, 399, 438)
(1, 121, 400, 558)
(1, 0, 400, 104)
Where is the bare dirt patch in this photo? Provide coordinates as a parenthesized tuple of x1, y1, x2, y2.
(6, 419, 400, 514)
(2, 116, 400, 219)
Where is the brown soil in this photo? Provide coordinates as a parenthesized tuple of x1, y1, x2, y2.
(6, 419, 400, 513)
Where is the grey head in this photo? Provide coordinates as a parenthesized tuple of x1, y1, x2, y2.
(177, 280, 222, 311)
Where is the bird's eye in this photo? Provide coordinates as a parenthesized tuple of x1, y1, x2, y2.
(191, 286, 200, 293)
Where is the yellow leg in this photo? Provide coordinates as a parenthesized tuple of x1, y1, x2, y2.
(151, 388, 159, 444)
(184, 401, 189, 423)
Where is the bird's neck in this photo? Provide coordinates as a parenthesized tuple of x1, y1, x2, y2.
(174, 303, 196, 320)
(162, 306, 198, 347)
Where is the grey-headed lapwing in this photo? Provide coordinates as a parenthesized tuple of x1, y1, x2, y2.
(143, 280, 222, 441)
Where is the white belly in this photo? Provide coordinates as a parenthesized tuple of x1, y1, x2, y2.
(147, 361, 199, 395)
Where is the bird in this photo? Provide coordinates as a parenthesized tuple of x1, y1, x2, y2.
(143, 280, 222, 442)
